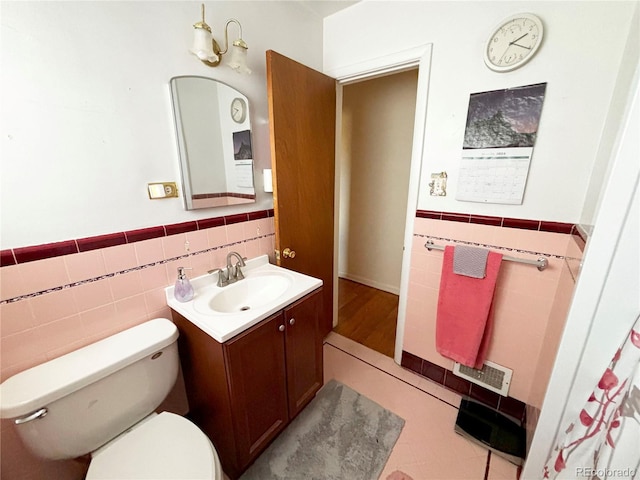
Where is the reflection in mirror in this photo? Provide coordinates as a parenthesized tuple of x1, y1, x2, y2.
(170, 76, 256, 210)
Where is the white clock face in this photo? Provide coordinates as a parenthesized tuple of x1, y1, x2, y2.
(484, 14, 543, 72)
(231, 98, 247, 123)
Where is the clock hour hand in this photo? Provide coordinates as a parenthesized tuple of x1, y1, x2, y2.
(511, 42, 532, 50)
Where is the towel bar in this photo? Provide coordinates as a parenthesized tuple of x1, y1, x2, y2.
(424, 240, 548, 271)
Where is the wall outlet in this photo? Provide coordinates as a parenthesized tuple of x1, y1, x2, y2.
(148, 182, 178, 199)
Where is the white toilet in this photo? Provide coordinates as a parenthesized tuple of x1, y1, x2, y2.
(0, 318, 222, 479)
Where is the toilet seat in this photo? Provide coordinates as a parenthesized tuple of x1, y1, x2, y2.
(86, 412, 221, 480)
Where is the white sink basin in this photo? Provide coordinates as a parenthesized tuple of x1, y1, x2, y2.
(165, 255, 322, 343)
(193, 272, 292, 314)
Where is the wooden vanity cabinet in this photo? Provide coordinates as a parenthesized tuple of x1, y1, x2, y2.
(172, 288, 323, 479)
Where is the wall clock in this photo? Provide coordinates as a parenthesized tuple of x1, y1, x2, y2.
(231, 97, 247, 123)
(484, 13, 544, 72)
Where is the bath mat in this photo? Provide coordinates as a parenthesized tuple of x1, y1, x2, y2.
(240, 379, 405, 480)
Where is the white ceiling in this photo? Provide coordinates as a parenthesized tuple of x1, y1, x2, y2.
(295, 0, 359, 18)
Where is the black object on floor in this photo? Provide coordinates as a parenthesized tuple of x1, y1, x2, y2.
(454, 397, 526, 466)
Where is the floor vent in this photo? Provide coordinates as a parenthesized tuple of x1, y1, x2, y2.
(453, 360, 512, 396)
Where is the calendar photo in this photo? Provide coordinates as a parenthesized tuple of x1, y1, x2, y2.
(463, 83, 546, 150)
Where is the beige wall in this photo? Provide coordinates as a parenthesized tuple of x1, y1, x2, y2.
(339, 70, 418, 294)
(325, 1, 637, 223)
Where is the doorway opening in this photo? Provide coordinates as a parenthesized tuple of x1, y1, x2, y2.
(334, 69, 419, 358)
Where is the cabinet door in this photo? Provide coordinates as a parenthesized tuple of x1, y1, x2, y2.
(284, 288, 323, 419)
(224, 312, 288, 469)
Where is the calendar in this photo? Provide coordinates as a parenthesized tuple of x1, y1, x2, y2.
(456, 147, 532, 204)
(456, 83, 546, 205)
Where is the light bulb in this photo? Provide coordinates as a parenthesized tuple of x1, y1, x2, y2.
(228, 43, 251, 74)
(190, 28, 218, 63)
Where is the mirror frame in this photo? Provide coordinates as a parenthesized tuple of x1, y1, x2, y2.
(169, 75, 256, 210)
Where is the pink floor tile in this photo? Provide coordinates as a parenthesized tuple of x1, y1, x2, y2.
(487, 454, 520, 480)
(323, 334, 522, 480)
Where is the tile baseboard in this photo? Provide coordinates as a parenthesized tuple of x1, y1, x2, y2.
(401, 350, 527, 424)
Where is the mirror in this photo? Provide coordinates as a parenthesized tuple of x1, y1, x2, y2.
(170, 76, 256, 210)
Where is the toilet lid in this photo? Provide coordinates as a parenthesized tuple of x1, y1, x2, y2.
(86, 412, 220, 480)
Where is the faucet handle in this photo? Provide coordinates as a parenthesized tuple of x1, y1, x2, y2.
(235, 262, 245, 280)
(209, 268, 229, 287)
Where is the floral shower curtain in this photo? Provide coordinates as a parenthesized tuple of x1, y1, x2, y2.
(544, 314, 640, 480)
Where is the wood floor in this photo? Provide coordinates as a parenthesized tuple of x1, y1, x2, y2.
(333, 278, 398, 358)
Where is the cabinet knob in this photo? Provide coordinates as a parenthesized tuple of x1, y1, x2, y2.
(278, 325, 285, 332)
(282, 248, 296, 259)
(289, 318, 295, 326)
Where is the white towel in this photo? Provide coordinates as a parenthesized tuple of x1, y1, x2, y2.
(453, 246, 490, 279)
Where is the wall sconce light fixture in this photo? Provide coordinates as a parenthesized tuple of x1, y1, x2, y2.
(190, 4, 251, 74)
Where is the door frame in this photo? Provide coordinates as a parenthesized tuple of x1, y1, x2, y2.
(328, 44, 433, 364)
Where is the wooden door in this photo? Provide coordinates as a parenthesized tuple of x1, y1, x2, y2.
(224, 312, 288, 469)
(266, 50, 336, 336)
(284, 288, 323, 419)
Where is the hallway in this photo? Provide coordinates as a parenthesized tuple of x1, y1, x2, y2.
(334, 278, 398, 357)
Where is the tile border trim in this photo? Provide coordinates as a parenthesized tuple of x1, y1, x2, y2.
(2, 209, 579, 268)
(401, 350, 527, 424)
(416, 210, 575, 234)
(1, 209, 274, 267)
(0, 233, 275, 305)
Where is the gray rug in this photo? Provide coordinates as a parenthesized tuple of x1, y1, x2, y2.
(240, 379, 405, 480)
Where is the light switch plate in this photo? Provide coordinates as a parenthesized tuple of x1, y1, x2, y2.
(148, 182, 179, 199)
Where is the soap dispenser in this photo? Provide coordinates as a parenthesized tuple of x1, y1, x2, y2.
(174, 267, 194, 302)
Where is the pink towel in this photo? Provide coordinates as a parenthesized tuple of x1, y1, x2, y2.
(436, 245, 502, 369)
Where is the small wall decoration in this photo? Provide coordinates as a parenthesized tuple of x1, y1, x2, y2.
(233, 130, 253, 160)
(429, 172, 448, 196)
(456, 83, 547, 205)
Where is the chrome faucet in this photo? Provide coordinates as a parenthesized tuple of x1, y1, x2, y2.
(209, 252, 247, 287)
(226, 251, 246, 283)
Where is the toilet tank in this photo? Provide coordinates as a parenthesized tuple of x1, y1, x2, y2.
(0, 318, 180, 460)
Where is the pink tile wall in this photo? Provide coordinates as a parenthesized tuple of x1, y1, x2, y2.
(0, 215, 275, 480)
(404, 217, 582, 407)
